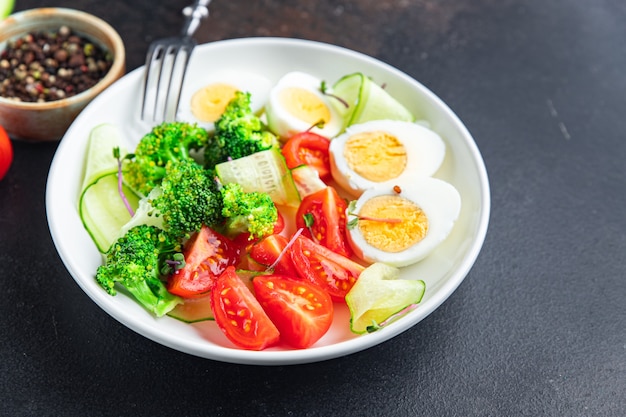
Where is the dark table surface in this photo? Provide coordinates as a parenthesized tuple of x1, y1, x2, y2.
(2, 0, 625, 416)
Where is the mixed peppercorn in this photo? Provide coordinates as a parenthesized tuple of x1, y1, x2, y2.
(0, 25, 113, 103)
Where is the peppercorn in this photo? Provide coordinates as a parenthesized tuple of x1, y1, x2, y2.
(0, 26, 113, 102)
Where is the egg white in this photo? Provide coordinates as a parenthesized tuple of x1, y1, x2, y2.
(176, 70, 272, 132)
(329, 120, 446, 197)
(347, 177, 461, 267)
(265, 71, 344, 140)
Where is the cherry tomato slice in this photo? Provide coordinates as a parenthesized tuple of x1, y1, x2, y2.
(167, 226, 240, 297)
(290, 235, 364, 302)
(253, 275, 333, 349)
(282, 131, 331, 181)
(250, 234, 297, 276)
(211, 266, 280, 350)
(0, 126, 13, 181)
(295, 186, 352, 258)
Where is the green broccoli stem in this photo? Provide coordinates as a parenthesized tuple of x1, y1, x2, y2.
(125, 277, 182, 317)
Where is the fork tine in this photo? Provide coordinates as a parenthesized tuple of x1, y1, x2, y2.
(141, 43, 166, 122)
(155, 44, 177, 122)
(141, 0, 210, 122)
(162, 43, 194, 122)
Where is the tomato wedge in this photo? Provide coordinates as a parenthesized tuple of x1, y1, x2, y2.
(295, 186, 352, 258)
(282, 131, 331, 181)
(253, 275, 333, 349)
(211, 266, 280, 350)
(290, 235, 364, 301)
(250, 234, 296, 276)
(167, 225, 240, 297)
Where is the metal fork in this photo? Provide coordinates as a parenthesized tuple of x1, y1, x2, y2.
(140, 0, 212, 122)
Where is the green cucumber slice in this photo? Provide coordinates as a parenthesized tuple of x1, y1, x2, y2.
(332, 72, 415, 128)
(215, 148, 301, 207)
(79, 172, 141, 253)
(167, 293, 214, 323)
(81, 123, 127, 190)
(345, 262, 425, 334)
(290, 165, 327, 198)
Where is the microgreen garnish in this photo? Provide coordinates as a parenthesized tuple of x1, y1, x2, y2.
(306, 119, 326, 132)
(302, 212, 319, 243)
(346, 200, 402, 230)
(320, 80, 349, 108)
(161, 253, 186, 275)
(113, 147, 135, 217)
(365, 303, 419, 333)
(267, 228, 303, 272)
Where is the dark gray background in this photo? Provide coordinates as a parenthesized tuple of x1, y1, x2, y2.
(1, 1, 624, 416)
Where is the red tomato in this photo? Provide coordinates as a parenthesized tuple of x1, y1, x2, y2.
(253, 275, 333, 349)
(168, 226, 240, 297)
(211, 266, 280, 350)
(0, 126, 13, 181)
(295, 186, 352, 258)
(290, 235, 364, 301)
(250, 234, 297, 276)
(282, 131, 331, 181)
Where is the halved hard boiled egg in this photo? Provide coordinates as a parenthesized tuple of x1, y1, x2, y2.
(265, 71, 344, 140)
(329, 120, 446, 197)
(346, 178, 461, 267)
(177, 70, 272, 131)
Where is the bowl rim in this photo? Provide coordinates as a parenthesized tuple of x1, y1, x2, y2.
(0, 7, 125, 109)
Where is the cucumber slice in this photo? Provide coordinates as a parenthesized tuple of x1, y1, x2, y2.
(332, 72, 415, 128)
(345, 262, 425, 334)
(79, 172, 141, 253)
(215, 148, 301, 207)
(167, 293, 214, 323)
(1, 0, 14, 19)
(331, 73, 367, 129)
(290, 165, 327, 198)
(81, 123, 127, 190)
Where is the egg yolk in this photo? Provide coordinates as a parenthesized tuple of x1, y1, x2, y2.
(190, 83, 239, 122)
(279, 87, 331, 125)
(344, 131, 407, 182)
(358, 194, 428, 253)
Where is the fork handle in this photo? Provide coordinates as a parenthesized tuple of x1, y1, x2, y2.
(181, 0, 212, 38)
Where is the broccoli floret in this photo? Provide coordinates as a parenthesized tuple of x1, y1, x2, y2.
(125, 122, 209, 196)
(204, 91, 279, 168)
(122, 159, 224, 240)
(220, 182, 278, 240)
(96, 225, 184, 317)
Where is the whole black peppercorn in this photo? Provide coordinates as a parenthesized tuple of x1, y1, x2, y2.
(0, 26, 113, 102)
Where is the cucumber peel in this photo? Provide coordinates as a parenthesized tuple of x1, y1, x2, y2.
(345, 262, 425, 334)
(332, 72, 415, 129)
(79, 172, 141, 253)
(215, 148, 301, 207)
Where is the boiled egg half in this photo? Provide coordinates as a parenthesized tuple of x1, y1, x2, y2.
(329, 120, 446, 197)
(346, 177, 461, 267)
(177, 70, 272, 131)
(265, 71, 344, 140)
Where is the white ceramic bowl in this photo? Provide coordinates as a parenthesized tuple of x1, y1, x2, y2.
(46, 37, 490, 365)
(0, 8, 125, 141)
